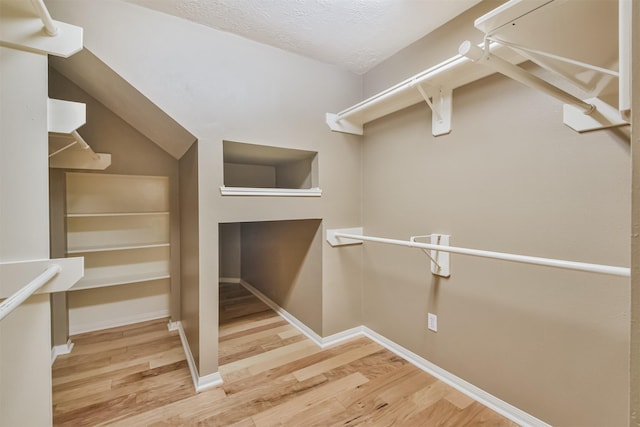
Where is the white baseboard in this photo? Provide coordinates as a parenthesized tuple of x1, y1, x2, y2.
(69, 309, 170, 335)
(219, 277, 242, 284)
(51, 339, 75, 365)
(237, 279, 549, 427)
(171, 320, 223, 392)
(239, 280, 328, 346)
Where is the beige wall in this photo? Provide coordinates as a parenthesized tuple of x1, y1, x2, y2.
(219, 223, 241, 279)
(48, 69, 180, 334)
(179, 142, 200, 368)
(360, 3, 631, 426)
(47, 0, 363, 377)
(0, 46, 53, 426)
(241, 220, 323, 334)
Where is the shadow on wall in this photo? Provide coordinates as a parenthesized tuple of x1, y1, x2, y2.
(219, 219, 323, 334)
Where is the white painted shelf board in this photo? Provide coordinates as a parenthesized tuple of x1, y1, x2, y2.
(66, 211, 170, 218)
(326, 43, 526, 135)
(474, 0, 619, 97)
(220, 186, 322, 197)
(70, 272, 171, 291)
(66, 242, 170, 255)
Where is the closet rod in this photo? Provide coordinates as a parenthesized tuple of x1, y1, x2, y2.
(0, 264, 61, 322)
(333, 232, 630, 278)
(458, 41, 595, 114)
(30, 0, 59, 36)
(334, 42, 504, 122)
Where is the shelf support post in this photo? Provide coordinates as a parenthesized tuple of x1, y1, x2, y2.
(414, 83, 452, 136)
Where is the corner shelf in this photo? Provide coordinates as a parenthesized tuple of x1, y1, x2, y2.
(65, 172, 171, 291)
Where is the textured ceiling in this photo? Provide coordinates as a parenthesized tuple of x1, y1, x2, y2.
(124, 0, 481, 74)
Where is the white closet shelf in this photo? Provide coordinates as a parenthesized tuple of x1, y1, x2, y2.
(66, 211, 169, 218)
(70, 272, 170, 291)
(66, 242, 170, 254)
(466, 0, 629, 132)
(48, 99, 111, 170)
(220, 186, 322, 197)
(326, 42, 526, 137)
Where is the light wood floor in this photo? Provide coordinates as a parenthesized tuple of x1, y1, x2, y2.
(52, 282, 518, 426)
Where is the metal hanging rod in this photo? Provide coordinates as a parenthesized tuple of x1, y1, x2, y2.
(0, 264, 61, 322)
(329, 231, 629, 278)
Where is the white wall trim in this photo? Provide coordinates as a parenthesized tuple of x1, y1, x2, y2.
(69, 309, 170, 335)
(237, 279, 550, 427)
(360, 327, 550, 427)
(239, 279, 326, 346)
(170, 320, 223, 392)
(50, 339, 74, 365)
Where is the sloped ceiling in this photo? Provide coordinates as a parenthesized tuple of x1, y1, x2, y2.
(50, 49, 196, 159)
(124, 0, 482, 74)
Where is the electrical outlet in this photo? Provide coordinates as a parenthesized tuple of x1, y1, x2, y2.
(428, 313, 438, 332)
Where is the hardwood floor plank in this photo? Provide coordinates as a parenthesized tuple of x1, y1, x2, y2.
(250, 372, 369, 427)
(52, 282, 519, 426)
(105, 388, 227, 427)
(292, 341, 382, 381)
(219, 339, 319, 378)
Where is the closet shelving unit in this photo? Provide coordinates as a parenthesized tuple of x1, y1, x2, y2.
(326, 43, 526, 137)
(460, 0, 629, 132)
(327, 0, 629, 136)
(66, 172, 170, 291)
(48, 98, 111, 170)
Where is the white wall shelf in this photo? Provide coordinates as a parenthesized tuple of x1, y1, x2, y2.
(465, 0, 629, 132)
(326, 43, 525, 137)
(48, 99, 111, 170)
(65, 172, 170, 291)
(0, 0, 82, 58)
(66, 242, 170, 255)
(220, 186, 322, 197)
(70, 272, 171, 291)
(66, 211, 169, 218)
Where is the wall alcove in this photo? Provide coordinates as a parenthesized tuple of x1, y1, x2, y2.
(219, 219, 323, 337)
(221, 141, 321, 197)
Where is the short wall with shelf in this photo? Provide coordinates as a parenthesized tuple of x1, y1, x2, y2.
(221, 140, 321, 197)
(65, 172, 171, 332)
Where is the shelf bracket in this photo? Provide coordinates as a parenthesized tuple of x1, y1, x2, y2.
(415, 83, 452, 136)
(459, 41, 629, 133)
(410, 234, 451, 277)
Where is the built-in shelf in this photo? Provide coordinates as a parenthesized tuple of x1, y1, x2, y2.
(66, 211, 169, 218)
(222, 140, 320, 195)
(65, 172, 171, 291)
(70, 272, 171, 291)
(66, 242, 170, 255)
(220, 186, 322, 197)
